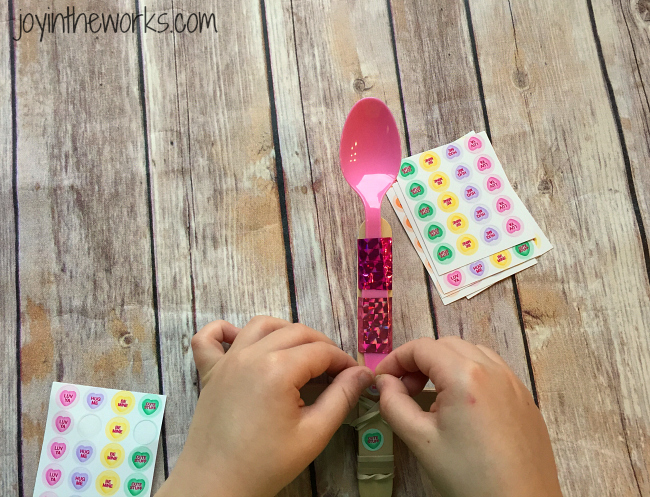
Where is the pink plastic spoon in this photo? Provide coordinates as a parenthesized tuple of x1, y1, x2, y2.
(340, 98, 401, 371)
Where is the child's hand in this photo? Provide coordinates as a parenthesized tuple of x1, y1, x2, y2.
(375, 337, 563, 497)
(157, 316, 373, 497)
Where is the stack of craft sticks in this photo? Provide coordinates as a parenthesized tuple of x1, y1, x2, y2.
(387, 132, 551, 304)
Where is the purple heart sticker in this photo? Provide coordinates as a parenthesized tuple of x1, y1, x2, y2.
(469, 260, 486, 277)
(86, 392, 105, 410)
(71, 471, 90, 490)
(76, 444, 94, 463)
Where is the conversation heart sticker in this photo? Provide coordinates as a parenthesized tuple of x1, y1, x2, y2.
(399, 160, 417, 178)
(428, 171, 450, 192)
(361, 428, 385, 451)
(52, 411, 73, 435)
(111, 391, 135, 415)
(447, 213, 469, 235)
(473, 204, 491, 223)
(86, 391, 106, 411)
(474, 155, 493, 173)
(70, 469, 91, 491)
(463, 184, 481, 202)
(434, 244, 455, 265)
(469, 259, 486, 277)
(454, 164, 472, 182)
(503, 217, 524, 236)
(105, 417, 130, 442)
(494, 196, 513, 215)
(424, 222, 445, 242)
(75, 441, 96, 464)
(129, 447, 153, 471)
(446, 270, 464, 287)
(456, 234, 479, 256)
(124, 474, 149, 496)
(437, 191, 459, 213)
(139, 397, 161, 417)
(414, 201, 436, 220)
(407, 180, 427, 199)
(514, 240, 534, 259)
(48, 438, 67, 461)
(42, 464, 64, 488)
(484, 175, 503, 194)
(490, 250, 512, 268)
(445, 144, 462, 161)
(482, 226, 500, 245)
(466, 134, 484, 153)
(57, 385, 79, 408)
(419, 151, 440, 171)
(96, 470, 120, 496)
(101, 443, 125, 469)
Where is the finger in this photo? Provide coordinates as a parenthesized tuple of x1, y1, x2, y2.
(232, 315, 292, 348)
(437, 335, 493, 363)
(400, 370, 430, 396)
(374, 338, 469, 391)
(375, 374, 436, 447)
(254, 323, 337, 351)
(300, 366, 373, 438)
(476, 344, 509, 367)
(280, 342, 359, 388)
(191, 320, 240, 379)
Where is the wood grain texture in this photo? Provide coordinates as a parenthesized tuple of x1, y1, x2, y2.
(13, 0, 163, 492)
(140, 1, 308, 494)
(389, 0, 533, 391)
(1, 4, 18, 495)
(468, 0, 650, 495)
(265, 1, 436, 495)
(590, 0, 650, 237)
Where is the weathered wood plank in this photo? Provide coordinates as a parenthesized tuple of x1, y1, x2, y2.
(1, 4, 18, 495)
(590, 0, 650, 239)
(13, 0, 163, 493)
(468, 0, 650, 495)
(140, 1, 307, 495)
(265, 0, 436, 494)
(389, 0, 533, 390)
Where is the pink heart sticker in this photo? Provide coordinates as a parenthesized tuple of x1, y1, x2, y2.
(505, 217, 523, 235)
(50, 441, 66, 460)
(45, 468, 62, 486)
(60, 390, 77, 407)
(467, 135, 483, 152)
(446, 270, 463, 287)
(55, 416, 71, 433)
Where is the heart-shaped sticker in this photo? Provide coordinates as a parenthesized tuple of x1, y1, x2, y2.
(131, 451, 150, 469)
(71, 471, 90, 490)
(445, 144, 461, 160)
(475, 155, 493, 173)
(141, 398, 159, 415)
(87, 392, 105, 410)
(504, 217, 523, 235)
(362, 429, 384, 451)
(49, 441, 66, 460)
(45, 468, 62, 486)
(54, 415, 72, 433)
(467, 135, 483, 152)
(469, 260, 486, 277)
(127, 478, 146, 496)
(59, 389, 77, 407)
(446, 271, 463, 287)
(76, 444, 94, 463)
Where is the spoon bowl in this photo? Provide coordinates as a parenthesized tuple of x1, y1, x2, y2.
(339, 98, 401, 238)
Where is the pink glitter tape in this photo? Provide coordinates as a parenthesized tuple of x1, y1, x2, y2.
(358, 297, 392, 354)
(358, 237, 393, 290)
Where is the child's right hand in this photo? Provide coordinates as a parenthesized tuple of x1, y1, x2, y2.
(375, 337, 563, 497)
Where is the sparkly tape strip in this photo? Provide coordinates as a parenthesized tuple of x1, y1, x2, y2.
(358, 297, 392, 354)
(358, 237, 393, 290)
(357, 473, 394, 481)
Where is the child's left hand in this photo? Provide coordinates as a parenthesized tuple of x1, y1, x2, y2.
(157, 316, 374, 497)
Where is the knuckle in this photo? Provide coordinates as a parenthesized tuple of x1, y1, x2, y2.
(190, 333, 202, 350)
(460, 361, 489, 390)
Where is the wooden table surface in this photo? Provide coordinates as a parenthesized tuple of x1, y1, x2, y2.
(2, 0, 650, 496)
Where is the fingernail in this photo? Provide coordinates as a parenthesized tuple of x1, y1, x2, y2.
(358, 368, 374, 388)
(374, 374, 386, 391)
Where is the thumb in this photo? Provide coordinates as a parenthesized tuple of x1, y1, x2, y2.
(301, 366, 374, 436)
(376, 374, 436, 447)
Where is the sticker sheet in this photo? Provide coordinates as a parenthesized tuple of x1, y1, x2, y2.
(395, 131, 537, 274)
(388, 186, 537, 303)
(390, 184, 552, 294)
(33, 382, 166, 497)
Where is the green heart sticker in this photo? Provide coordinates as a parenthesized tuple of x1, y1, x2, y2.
(415, 201, 436, 220)
(407, 180, 427, 199)
(514, 240, 534, 259)
(132, 451, 150, 469)
(435, 244, 455, 264)
(399, 161, 416, 178)
(141, 398, 159, 415)
(127, 478, 146, 496)
(425, 222, 445, 242)
(361, 429, 384, 451)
